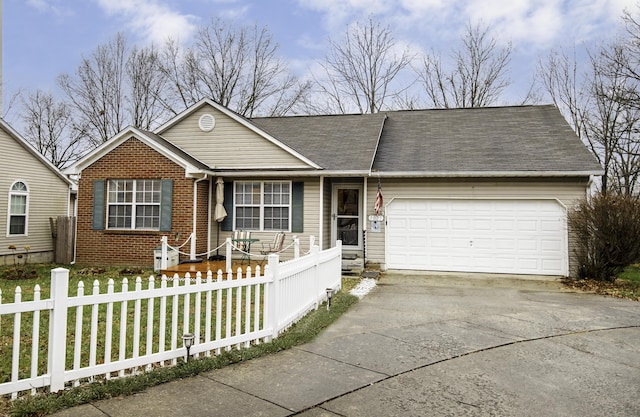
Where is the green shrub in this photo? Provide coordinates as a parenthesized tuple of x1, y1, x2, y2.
(569, 193, 640, 282)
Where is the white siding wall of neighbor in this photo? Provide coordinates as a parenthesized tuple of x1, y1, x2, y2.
(159, 105, 311, 170)
(0, 129, 70, 263)
(364, 179, 589, 277)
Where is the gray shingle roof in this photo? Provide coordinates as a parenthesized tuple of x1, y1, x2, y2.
(372, 105, 602, 175)
(251, 113, 386, 172)
(251, 105, 601, 176)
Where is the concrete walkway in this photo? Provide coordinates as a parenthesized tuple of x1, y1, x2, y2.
(52, 272, 640, 417)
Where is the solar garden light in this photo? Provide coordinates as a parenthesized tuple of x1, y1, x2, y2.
(182, 333, 195, 362)
(326, 288, 334, 310)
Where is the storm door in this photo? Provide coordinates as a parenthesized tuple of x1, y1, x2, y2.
(332, 185, 362, 249)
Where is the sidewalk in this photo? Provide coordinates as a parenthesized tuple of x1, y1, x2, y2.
(52, 272, 640, 417)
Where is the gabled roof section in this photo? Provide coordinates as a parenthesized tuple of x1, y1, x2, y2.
(67, 126, 210, 176)
(371, 105, 604, 177)
(154, 98, 321, 169)
(0, 118, 73, 185)
(251, 112, 387, 172)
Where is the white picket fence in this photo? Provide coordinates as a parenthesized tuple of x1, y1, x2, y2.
(0, 242, 342, 400)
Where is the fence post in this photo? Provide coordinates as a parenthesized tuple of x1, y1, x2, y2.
(293, 235, 300, 258)
(225, 238, 232, 272)
(161, 236, 168, 271)
(48, 268, 70, 393)
(266, 253, 279, 340)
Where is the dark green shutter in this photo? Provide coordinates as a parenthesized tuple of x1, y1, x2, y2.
(292, 182, 304, 233)
(92, 180, 105, 230)
(160, 179, 173, 231)
(221, 181, 233, 231)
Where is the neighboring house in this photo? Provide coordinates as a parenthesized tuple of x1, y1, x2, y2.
(0, 119, 75, 265)
(68, 99, 603, 277)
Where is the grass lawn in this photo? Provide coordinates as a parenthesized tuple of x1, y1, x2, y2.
(0, 263, 362, 417)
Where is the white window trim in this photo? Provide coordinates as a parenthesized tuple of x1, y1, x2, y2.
(7, 180, 29, 237)
(106, 179, 161, 230)
(234, 181, 292, 231)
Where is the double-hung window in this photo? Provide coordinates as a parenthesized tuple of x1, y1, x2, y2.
(107, 179, 161, 230)
(235, 181, 290, 231)
(8, 181, 28, 235)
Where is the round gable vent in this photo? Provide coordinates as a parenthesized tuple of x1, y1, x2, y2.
(198, 113, 216, 132)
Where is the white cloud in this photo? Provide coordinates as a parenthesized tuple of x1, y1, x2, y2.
(94, 0, 199, 44)
(26, 0, 74, 17)
(297, 0, 638, 54)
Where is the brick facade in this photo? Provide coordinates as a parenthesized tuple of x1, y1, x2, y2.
(76, 137, 210, 267)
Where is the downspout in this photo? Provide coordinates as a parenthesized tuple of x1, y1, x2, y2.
(319, 175, 324, 250)
(363, 176, 367, 266)
(207, 179, 213, 258)
(191, 175, 208, 260)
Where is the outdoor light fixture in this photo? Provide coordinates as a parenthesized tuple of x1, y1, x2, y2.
(182, 333, 195, 362)
(326, 288, 334, 310)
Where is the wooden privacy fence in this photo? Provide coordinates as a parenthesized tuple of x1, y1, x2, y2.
(0, 242, 342, 400)
(50, 216, 75, 264)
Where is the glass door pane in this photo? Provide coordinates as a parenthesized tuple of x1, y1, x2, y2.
(336, 189, 360, 247)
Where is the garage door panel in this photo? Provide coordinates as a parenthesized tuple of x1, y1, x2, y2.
(386, 199, 567, 275)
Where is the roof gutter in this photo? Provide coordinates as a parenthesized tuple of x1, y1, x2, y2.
(372, 170, 604, 178)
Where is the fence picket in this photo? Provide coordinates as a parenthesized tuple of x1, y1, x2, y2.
(204, 271, 212, 357)
(170, 275, 179, 365)
(73, 282, 84, 387)
(11, 287, 21, 400)
(194, 272, 202, 358)
(90, 280, 100, 380)
(0, 244, 342, 400)
(146, 277, 155, 372)
(104, 279, 114, 379)
(30, 285, 41, 396)
(118, 278, 128, 377)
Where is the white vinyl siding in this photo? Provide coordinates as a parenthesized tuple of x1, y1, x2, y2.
(159, 105, 313, 170)
(0, 128, 70, 257)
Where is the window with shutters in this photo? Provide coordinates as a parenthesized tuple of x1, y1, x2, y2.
(234, 181, 290, 231)
(8, 181, 28, 236)
(107, 179, 161, 230)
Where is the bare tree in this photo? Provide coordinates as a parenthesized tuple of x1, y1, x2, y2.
(157, 38, 202, 115)
(21, 90, 87, 168)
(312, 18, 413, 114)
(538, 41, 640, 195)
(58, 33, 128, 146)
(126, 44, 170, 130)
(587, 42, 640, 195)
(166, 19, 309, 117)
(417, 23, 512, 108)
(537, 47, 587, 137)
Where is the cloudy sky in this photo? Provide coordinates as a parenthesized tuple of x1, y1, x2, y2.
(3, 0, 638, 114)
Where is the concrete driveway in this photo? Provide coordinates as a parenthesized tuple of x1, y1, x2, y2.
(54, 272, 640, 417)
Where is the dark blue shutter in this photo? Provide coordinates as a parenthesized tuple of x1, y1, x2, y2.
(160, 179, 173, 231)
(221, 181, 233, 231)
(92, 180, 105, 230)
(292, 182, 304, 233)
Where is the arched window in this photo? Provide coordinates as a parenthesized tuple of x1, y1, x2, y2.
(8, 181, 28, 235)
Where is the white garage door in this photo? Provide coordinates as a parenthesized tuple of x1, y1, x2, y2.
(386, 199, 567, 275)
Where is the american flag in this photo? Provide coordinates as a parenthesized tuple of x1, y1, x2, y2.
(374, 180, 383, 215)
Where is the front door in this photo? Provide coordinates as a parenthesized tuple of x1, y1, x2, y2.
(332, 185, 362, 249)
